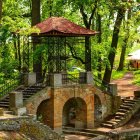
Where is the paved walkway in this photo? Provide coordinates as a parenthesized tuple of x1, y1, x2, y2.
(65, 135, 91, 140)
(112, 72, 140, 97)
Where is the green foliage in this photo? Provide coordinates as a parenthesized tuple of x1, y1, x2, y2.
(133, 70, 140, 86)
(111, 69, 127, 80)
(0, 0, 140, 83)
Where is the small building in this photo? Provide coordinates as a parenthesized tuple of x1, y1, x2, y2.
(127, 49, 140, 69)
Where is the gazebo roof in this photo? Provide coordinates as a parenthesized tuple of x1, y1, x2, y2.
(32, 17, 98, 37)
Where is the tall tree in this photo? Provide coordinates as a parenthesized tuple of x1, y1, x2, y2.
(96, 13, 102, 79)
(117, 10, 130, 71)
(103, 6, 126, 83)
(32, 0, 42, 80)
(0, 0, 2, 22)
(65, 0, 98, 71)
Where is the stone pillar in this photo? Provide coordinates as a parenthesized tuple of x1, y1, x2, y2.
(134, 91, 140, 98)
(9, 92, 26, 116)
(24, 72, 36, 86)
(108, 83, 117, 96)
(79, 72, 86, 84)
(50, 73, 62, 87)
(86, 71, 93, 85)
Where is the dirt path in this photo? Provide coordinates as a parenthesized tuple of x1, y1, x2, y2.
(112, 72, 140, 97)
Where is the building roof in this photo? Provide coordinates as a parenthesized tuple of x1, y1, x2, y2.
(127, 49, 140, 60)
(32, 17, 98, 37)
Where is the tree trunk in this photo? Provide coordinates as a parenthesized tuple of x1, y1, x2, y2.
(13, 34, 18, 60)
(0, 0, 2, 22)
(32, 0, 42, 81)
(85, 36, 91, 71)
(80, 2, 97, 72)
(17, 34, 21, 72)
(97, 14, 102, 79)
(117, 9, 131, 71)
(117, 37, 128, 71)
(103, 7, 125, 83)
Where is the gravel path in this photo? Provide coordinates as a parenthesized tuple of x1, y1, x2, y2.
(112, 72, 140, 97)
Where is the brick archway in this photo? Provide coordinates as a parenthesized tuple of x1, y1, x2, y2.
(36, 99, 53, 128)
(25, 85, 95, 130)
(53, 85, 95, 130)
(62, 97, 87, 128)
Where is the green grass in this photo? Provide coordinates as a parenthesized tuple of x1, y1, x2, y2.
(133, 70, 140, 86)
(111, 69, 127, 80)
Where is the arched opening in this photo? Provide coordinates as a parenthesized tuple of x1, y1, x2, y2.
(62, 97, 87, 128)
(94, 94, 102, 126)
(37, 99, 53, 128)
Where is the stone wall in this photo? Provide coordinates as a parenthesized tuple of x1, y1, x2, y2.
(107, 128, 140, 140)
(0, 116, 64, 140)
(94, 88, 121, 119)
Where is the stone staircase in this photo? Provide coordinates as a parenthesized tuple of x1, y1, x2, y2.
(0, 84, 45, 109)
(62, 126, 102, 138)
(101, 98, 140, 129)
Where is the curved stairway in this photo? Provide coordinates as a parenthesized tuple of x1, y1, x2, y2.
(101, 98, 140, 129)
(0, 84, 45, 109)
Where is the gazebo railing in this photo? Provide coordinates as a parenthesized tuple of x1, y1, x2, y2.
(62, 73, 86, 85)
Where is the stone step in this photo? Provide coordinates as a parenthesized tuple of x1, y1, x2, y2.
(105, 121, 118, 125)
(115, 112, 126, 117)
(30, 85, 44, 89)
(110, 119, 121, 122)
(4, 110, 13, 115)
(0, 100, 9, 103)
(118, 108, 128, 113)
(123, 100, 136, 104)
(120, 105, 132, 110)
(63, 129, 98, 137)
(0, 104, 9, 108)
(115, 115, 124, 120)
(23, 94, 32, 98)
(23, 93, 34, 96)
(101, 123, 113, 128)
(125, 99, 140, 102)
(27, 87, 42, 90)
(22, 90, 37, 93)
(122, 103, 134, 107)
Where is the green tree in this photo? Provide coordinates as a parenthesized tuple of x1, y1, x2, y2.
(103, 4, 126, 83)
(32, 0, 42, 80)
(0, 0, 2, 22)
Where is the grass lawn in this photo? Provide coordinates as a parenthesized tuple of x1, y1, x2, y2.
(111, 69, 128, 80)
(133, 70, 140, 86)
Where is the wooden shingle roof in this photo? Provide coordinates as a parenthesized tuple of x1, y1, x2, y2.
(32, 17, 98, 37)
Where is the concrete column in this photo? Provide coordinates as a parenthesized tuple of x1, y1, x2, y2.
(50, 73, 62, 87)
(86, 71, 93, 85)
(9, 92, 26, 116)
(24, 72, 36, 86)
(108, 83, 117, 96)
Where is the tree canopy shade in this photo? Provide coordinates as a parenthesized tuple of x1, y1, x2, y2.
(32, 17, 98, 37)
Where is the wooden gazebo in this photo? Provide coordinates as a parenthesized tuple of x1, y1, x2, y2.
(32, 17, 98, 73)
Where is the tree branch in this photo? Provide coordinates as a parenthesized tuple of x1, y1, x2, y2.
(66, 42, 86, 64)
(80, 5, 89, 28)
(89, 0, 98, 27)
